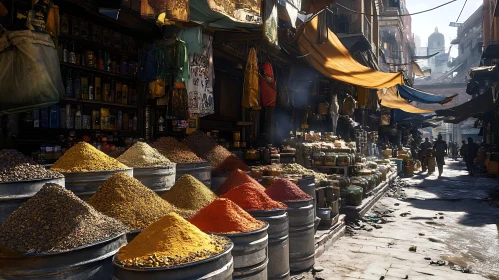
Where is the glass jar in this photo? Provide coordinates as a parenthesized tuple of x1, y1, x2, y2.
(325, 152, 337, 166)
(313, 150, 325, 166)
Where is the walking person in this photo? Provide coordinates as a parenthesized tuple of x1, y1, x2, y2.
(460, 140, 468, 168)
(420, 138, 432, 172)
(433, 135, 448, 178)
(466, 138, 479, 176)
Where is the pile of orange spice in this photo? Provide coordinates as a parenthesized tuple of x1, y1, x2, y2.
(217, 169, 266, 195)
(221, 183, 286, 211)
(189, 198, 265, 234)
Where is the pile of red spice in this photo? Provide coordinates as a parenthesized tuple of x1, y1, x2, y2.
(265, 178, 312, 202)
(221, 183, 286, 211)
(189, 198, 265, 234)
(213, 155, 250, 173)
(217, 169, 266, 195)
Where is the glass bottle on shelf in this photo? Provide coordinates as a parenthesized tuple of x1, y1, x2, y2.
(65, 69, 73, 98)
(81, 75, 89, 99)
(133, 114, 138, 131)
(73, 71, 81, 99)
(75, 106, 82, 129)
(69, 42, 76, 64)
(103, 78, 111, 102)
(95, 76, 102, 101)
(33, 109, 40, 128)
(121, 83, 128, 104)
(116, 81, 122, 104)
(88, 74, 94, 100)
(158, 116, 165, 132)
(63, 41, 68, 63)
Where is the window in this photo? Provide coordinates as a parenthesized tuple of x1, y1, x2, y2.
(388, 0, 400, 8)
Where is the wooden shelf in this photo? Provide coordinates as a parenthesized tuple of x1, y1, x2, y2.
(59, 35, 138, 58)
(21, 128, 140, 134)
(60, 62, 136, 81)
(61, 98, 138, 109)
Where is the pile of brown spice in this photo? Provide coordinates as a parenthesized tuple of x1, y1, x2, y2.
(88, 172, 176, 231)
(0, 183, 128, 254)
(117, 142, 171, 168)
(152, 137, 204, 163)
(0, 149, 63, 182)
(183, 131, 249, 173)
(116, 213, 227, 268)
(162, 175, 217, 212)
(51, 142, 128, 172)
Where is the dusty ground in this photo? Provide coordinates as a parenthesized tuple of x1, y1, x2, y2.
(296, 160, 499, 280)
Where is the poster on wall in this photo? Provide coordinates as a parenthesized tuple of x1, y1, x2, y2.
(264, 0, 278, 47)
(208, 0, 262, 24)
(187, 35, 215, 117)
(141, 0, 189, 23)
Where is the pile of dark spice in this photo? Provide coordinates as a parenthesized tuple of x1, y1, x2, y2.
(265, 178, 312, 202)
(152, 137, 204, 163)
(0, 149, 63, 182)
(0, 183, 128, 254)
(183, 131, 249, 173)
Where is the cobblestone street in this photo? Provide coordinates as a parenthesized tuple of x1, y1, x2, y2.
(299, 160, 499, 280)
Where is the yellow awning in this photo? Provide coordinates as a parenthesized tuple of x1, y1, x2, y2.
(297, 16, 404, 89)
(377, 88, 434, 114)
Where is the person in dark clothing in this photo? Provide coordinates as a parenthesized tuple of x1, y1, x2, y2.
(466, 137, 479, 176)
(433, 135, 447, 178)
(420, 138, 432, 172)
(460, 140, 468, 166)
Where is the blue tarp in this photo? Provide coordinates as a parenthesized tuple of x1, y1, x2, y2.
(391, 109, 435, 124)
(397, 85, 457, 105)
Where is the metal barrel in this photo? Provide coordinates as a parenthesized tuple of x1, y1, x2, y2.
(211, 173, 229, 193)
(284, 199, 315, 272)
(0, 234, 127, 280)
(249, 209, 290, 280)
(0, 177, 65, 225)
(113, 238, 234, 280)
(221, 222, 269, 280)
(62, 168, 133, 201)
(133, 164, 176, 195)
(175, 161, 212, 188)
(298, 176, 316, 219)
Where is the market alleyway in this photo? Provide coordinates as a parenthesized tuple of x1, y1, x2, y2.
(301, 160, 499, 280)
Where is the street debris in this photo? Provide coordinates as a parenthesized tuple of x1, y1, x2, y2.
(409, 245, 417, 252)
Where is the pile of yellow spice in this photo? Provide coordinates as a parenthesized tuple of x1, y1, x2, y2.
(116, 213, 227, 268)
(51, 142, 128, 172)
(162, 175, 217, 213)
(117, 142, 171, 168)
(88, 172, 176, 231)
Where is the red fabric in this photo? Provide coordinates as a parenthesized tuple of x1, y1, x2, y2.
(259, 62, 277, 107)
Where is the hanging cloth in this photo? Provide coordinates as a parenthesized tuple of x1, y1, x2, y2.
(178, 27, 203, 55)
(242, 47, 259, 109)
(186, 34, 215, 117)
(259, 62, 277, 107)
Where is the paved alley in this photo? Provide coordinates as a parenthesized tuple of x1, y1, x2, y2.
(301, 160, 499, 280)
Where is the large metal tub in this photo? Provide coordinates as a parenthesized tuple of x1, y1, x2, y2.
(297, 176, 316, 219)
(284, 199, 315, 272)
(0, 177, 65, 225)
(113, 238, 234, 280)
(62, 168, 133, 201)
(249, 209, 290, 280)
(175, 161, 212, 188)
(0, 234, 127, 280)
(221, 223, 269, 280)
(133, 164, 176, 195)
